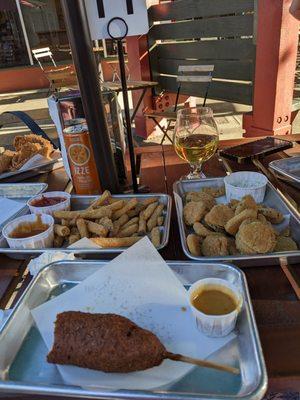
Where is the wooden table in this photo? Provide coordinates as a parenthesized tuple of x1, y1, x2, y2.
(0, 134, 300, 398)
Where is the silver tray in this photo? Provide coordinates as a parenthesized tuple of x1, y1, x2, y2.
(269, 156, 300, 189)
(174, 178, 300, 267)
(0, 183, 48, 231)
(0, 260, 267, 400)
(0, 194, 171, 258)
(0, 158, 63, 183)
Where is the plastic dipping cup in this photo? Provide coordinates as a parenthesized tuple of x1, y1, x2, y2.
(187, 278, 243, 337)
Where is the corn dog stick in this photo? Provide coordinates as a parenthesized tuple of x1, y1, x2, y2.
(147, 204, 164, 231)
(151, 227, 161, 247)
(53, 235, 64, 247)
(87, 221, 108, 237)
(121, 217, 139, 230)
(54, 207, 112, 220)
(113, 198, 138, 220)
(91, 236, 141, 248)
(142, 202, 158, 221)
(138, 211, 147, 235)
(118, 224, 138, 238)
(110, 214, 129, 237)
(54, 224, 70, 237)
(68, 234, 81, 245)
(88, 190, 111, 209)
(76, 218, 89, 239)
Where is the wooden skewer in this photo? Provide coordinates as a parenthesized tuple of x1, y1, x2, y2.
(165, 352, 240, 375)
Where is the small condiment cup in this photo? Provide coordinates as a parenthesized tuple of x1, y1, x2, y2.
(224, 171, 268, 203)
(187, 278, 243, 338)
(2, 213, 54, 249)
(28, 191, 71, 216)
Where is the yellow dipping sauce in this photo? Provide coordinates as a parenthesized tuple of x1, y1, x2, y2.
(191, 286, 237, 315)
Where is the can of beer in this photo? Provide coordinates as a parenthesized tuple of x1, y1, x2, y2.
(63, 124, 102, 195)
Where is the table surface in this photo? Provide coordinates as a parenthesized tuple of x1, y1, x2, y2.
(0, 134, 300, 398)
(101, 80, 158, 92)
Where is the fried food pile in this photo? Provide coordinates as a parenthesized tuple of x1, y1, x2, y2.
(47, 312, 166, 372)
(183, 187, 298, 257)
(52, 190, 165, 248)
(0, 134, 53, 173)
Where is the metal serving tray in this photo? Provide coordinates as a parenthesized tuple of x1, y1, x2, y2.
(0, 194, 171, 258)
(174, 178, 300, 267)
(0, 158, 63, 183)
(0, 260, 267, 400)
(269, 156, 300, 189)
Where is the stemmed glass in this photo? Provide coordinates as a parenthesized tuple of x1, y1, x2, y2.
(173, 107, 219, 179)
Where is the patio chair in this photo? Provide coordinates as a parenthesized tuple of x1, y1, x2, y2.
(32, 47, 57, 70)
(145, 65, 214, 144)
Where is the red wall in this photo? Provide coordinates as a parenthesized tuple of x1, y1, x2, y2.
(0, 66, 50, 93)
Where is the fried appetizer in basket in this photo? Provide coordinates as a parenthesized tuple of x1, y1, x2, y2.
(225, 208, 257, 236)
(13, 134, 53, 157)
(0, 150, 14, 173)
(274, 236, 298, 252)
(186, 233, 201, 256)
(183, 201, 207, 226)
(201, 234, 229, 257)
(258, 206, 284, 224)
(236, 221, 277, 254)
(185, 191, 216, 210)
(234, 195, 257, 215)
(204, 204, 234, 232)
(193, 222, 215, 237)
(201, 186, 225, 198)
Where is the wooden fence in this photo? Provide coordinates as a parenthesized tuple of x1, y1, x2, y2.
(148, 0, 256, 105)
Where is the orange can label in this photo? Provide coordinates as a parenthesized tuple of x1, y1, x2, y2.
(63, 125, 101, 195)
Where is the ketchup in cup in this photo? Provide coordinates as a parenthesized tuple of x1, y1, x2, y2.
(30, 196, 66, 208)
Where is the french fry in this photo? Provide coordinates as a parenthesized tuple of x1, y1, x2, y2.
(142, 202, 158, 221)
(113, 198, 138, 220)
(53, 235, 64, 247)
(87, 221, 108, 237)
(151, 226, 161, 247)
(61, 219, 69, 227)
(110, 214, 129, 237)
(54, 224, 70, 237)
(91, 236, 141, 248)
(76, 218, 89, 238)
(121, 217, 139, 230)
(138, 212, 147, 235)
(118, 224, 138, 238)
(88, 190, 111, 209)
(68, 234, 81, 245)
(147, 204, 164, 231)
(157, 216, 164, 226)
(54, 207, 112, 220)
(135, 197, 158, 214)
(106, 200, 124, 211)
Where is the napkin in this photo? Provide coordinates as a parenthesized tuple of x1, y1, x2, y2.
(19, 150, 61, 171)
(28, 251, 76, 276)
(31, 237, 235, 390)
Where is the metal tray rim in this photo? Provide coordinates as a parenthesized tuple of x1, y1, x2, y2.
(0, 193, 172, 255)
(0, 259, 267, 400)
(173, 177, 300, 263)
(0, 158, 63, 181)
(269, 158, 300, 184)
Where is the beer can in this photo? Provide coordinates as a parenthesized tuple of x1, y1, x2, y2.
(63, 124, 102, 195)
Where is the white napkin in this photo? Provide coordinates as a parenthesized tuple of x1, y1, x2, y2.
(28, 251, 76, 276)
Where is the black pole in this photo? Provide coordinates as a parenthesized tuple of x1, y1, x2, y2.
(60, 0, 120, 193)
(116, 39, 138, 193)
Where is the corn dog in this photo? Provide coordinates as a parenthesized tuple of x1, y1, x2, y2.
(91, 236, 141, 248)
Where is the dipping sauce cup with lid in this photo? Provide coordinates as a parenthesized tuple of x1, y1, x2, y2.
(188, 278, 243, 337)
(224, 171, 268, 203)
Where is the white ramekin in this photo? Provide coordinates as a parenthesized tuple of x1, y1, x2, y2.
(27, 191, 71, 216)
(224, 171, 268, 203)
(187, 278, 243, 338)
(2, 213, 54, 249)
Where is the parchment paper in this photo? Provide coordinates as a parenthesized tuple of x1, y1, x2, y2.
(32, 237, 235, 390)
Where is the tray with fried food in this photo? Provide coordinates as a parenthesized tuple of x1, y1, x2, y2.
(0, 190, 171, 258)
(174, 178, 300, 266)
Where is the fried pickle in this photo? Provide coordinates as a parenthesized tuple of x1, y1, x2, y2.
(204, 204, 234, 232)
(258, 206, 284, 224)
(274, 236, 298, 252)
(225, 208, 257, 236)
(185, 191, 215, 210)
(186, 233, 201, 256)
(235, 195, 257, 215)
(236, 221, 277, 254)
(201, 234, 229, 257)
(183, 201, 207, 226)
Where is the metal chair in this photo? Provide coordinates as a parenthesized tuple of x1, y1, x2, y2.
(32, 47, 57, 70)
(145, 65, 214, 144)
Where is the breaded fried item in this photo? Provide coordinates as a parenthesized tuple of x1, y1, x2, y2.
(235, 195, 257, 215)
(13, 134, 53, 157)
(280, 226, 290, 237)
(204, 204, 234, 232)
(183, 201, 207, 226)
(236, 221, 277, 254)
(186, 233, 201, 256)
(228, 237, 239, 255)
(257, 213, 268, 224)
(193, 222, 215, 237)
(225, 208, 257, 236)
(185, 191, 216, 210)
(0, 150, 14, 173)
(11, 143, 43, 169)
(274, 236, 298, 252)
(201, 186, 225, 198)
(228, 199, 239, 211)
(258, 206, 284, 224)
(201, 234, 228, 257)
